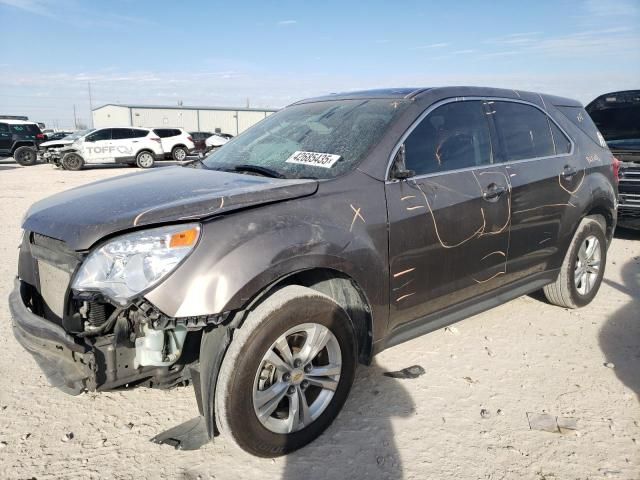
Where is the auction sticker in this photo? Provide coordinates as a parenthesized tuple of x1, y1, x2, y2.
(285, 151, 341, 168)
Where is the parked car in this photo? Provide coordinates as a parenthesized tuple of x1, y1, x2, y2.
(49, 127, 163, 170)
(189, 131, 213, 152)
(44, 131, 73, 141)
(0, 119, 46, 165)
(586, 90, 639, 230)
(38, 129, 95, 160)
(204, 133, 229, 151)
(152, 128, 195, 161)
(10, 87, 617, 457)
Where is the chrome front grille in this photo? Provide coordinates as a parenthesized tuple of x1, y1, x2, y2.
(619, 161, 640, 211)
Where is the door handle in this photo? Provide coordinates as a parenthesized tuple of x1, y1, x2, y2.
(482, 183, 506, 201)
(561, 165, 577, 178)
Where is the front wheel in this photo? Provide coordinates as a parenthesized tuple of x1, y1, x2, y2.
(136, 151, 155, 168)
(543, 217, 607, 308)
(14, 146, 37, 166)
(60, 152, 84, 171)
(215, 285, 357, 457)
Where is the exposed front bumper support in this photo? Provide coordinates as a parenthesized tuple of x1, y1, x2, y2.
(9, 278, 95, 395)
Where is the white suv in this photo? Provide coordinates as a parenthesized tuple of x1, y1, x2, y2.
(51, 127, 164, 170)
(152, 128, 195, 161)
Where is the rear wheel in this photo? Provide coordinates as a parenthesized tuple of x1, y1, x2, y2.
(215, 285, 357, 457)
(172, 146, 187, 161)
(136, 151, 155, 168)
(14, 146, 37, 166)
(543, 217, 607, 308)
(60, 152, 84, 171)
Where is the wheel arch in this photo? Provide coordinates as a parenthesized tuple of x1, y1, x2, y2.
(235, 267, 374, 365)
(11, 142, 36, 153)
(135, 148, 156, 158)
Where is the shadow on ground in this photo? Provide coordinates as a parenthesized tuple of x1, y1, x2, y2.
(600, 228, 640, 399)
(281, 361, 414, 480)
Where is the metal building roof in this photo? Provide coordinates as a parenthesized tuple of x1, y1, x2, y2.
(93, 103, 278, 113)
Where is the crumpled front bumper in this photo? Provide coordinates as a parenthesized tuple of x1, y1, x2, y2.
(8, 278, 95, 395)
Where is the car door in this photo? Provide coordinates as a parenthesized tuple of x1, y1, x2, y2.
(111, 128, 137, 162)
(385, 100, 511, 330)
(82, 128, 113, 163)
(0, 123, 11, 153)
(488, 100, 575, 280)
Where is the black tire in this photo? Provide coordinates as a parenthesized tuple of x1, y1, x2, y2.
(135, 151, 155, 168)
(171, 145, 188, 161)
(215, 285, 357, 457)
(543, 217, 607, 308)
(60, 152, 84, 171)
(14, 146, 37, 166)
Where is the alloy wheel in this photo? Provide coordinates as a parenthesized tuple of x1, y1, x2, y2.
(252, 323, 342, 434)
(138, 153, 154, 168)
(574, 234, 601, 295)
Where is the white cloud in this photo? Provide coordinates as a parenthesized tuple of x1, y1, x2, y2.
(277, 20, 297, 26)
(0, 0, 57, 17)
(414, 43, 449, 50)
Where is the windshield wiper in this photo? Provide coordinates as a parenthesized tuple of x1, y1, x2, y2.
(231, 164, 285, 178)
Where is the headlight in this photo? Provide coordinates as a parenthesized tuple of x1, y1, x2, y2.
(72, 224, 200, 305)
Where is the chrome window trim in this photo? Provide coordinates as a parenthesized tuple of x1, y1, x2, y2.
(385, 96, 576, 182)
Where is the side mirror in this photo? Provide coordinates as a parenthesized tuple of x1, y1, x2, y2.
(391, 144, 415, 180)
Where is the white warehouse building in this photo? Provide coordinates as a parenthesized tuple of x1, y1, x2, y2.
(92, 104, 278, 136)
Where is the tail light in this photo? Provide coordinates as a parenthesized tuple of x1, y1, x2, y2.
(612, 156, 621, 183)
(187, 136, 193, 142)
(36, 133, 45, 139)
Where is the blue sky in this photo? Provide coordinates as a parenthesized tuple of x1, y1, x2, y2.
(0, 0, 638, 128)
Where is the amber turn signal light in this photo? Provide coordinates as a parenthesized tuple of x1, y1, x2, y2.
(169, 227, 199, 248)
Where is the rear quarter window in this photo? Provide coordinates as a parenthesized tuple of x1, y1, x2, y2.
(9, 124, 40, 135)
(557, 106, 607, 148)
(0, 123, 8, 133)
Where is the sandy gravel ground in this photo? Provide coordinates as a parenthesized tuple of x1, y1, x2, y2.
(0, 159, 638, 480)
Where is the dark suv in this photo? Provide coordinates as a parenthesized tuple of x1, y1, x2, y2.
(586, 90, 639, 229)
(0, 120, 45, 165)
(9, 87, 617, 457)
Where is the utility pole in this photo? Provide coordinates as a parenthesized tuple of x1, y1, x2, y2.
(88, 81, 94, 127)
(73, 105, 78, 129)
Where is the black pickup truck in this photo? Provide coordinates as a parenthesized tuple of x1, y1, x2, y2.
(587, 90, 640, 230)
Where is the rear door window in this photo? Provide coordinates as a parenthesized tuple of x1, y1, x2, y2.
(558, 106, 608, 148)
(492, 101, 555, 161)
(112, 128, 134, 140)
(549, 120, 571, 154)
(132, 129, 149, 138)
(404, 100, 493, 176)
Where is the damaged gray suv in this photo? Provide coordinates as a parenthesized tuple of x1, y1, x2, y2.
(10, 87, 618, 457)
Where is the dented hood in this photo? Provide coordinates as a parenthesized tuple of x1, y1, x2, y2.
(23, 166, 318, 250)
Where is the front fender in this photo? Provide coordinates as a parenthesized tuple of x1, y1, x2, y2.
(144, 173, 389, 333)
